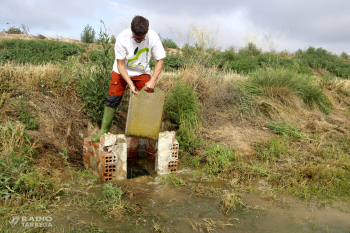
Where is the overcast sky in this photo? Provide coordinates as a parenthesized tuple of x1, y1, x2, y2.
(1, 0, 349, 54)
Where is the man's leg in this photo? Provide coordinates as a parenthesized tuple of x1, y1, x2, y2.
(91, 72, 127, 142)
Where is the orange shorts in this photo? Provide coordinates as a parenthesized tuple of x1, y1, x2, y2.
(109, 71, 152, 96)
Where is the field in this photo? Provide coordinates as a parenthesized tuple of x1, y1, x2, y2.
(1, 31, 350, 232)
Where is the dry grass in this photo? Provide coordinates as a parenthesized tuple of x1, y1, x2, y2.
(0, 121, 37, 159)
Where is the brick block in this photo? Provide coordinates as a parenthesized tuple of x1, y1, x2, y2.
(128, 151, 138, 158)
(101, 173, 113, 182)
(101, 153, 116, 163)
(92, 142, 100, 150)
(147, 152, 156, 161)
(102, 164, 116, 173)
(126, 137, 139, 144)
(84, 138, 92, 147)
(171, 150, 178, 159)
(146, 145, 157, 154)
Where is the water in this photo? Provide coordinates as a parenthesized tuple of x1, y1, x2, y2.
(51, 168, 350, 233)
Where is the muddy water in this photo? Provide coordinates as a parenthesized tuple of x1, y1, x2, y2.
(53, 168, 350, 233)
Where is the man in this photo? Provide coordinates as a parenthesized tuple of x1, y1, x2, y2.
(92, 15, 166, 142)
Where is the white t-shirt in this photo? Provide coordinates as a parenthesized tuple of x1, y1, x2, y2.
(113, 29, 166, 77)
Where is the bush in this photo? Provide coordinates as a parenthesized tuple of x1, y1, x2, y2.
(164, 81, 202, 153)
(2, 27, 22, 34)
(161, 38, 178, 49)
(163, 51, 186, 71)
(0, 39, 82, 64)
(81, 24, 96, 43)
(243, 67, 333, 114)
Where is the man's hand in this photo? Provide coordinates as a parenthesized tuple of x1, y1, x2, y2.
(129, 83, 138, 95)
(145, 79, 156, 91)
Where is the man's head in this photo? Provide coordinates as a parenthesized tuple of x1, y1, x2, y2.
(131, 15, 149, 36)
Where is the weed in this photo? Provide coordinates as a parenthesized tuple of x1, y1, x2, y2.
(14, 96, 41, 129)
(0, 121, 57, 200)
(203, 143, 235, 175)
(158, 173, 186, 187)
(221, 191, 245, 214)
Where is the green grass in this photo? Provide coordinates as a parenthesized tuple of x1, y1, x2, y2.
(267, 121, 305, 140)
(14, 96, 41, 129)
(243, 67, 333, 114)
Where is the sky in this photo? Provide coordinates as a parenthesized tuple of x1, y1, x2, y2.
(1, 0, 349, 55)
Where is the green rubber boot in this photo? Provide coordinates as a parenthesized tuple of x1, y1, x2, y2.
(91, 106, 115, 142)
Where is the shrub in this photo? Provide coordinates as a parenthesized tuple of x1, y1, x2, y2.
(2, 27, 22, 34)
(164, 81, 202, 153)
(243, 67, 333, 114)
(163, 51, 186, 71)
(0, 39, 81, 64)
(81, 24, 96, 43)
(161, 38, 178, 49)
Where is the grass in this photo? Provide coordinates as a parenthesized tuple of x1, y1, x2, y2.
(243, 67, 333, 114)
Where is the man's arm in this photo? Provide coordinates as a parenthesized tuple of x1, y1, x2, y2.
(117, 59, 138, 95)
(145, 59, 164, 90)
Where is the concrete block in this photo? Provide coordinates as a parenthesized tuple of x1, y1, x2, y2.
(156, 150, 176, 174)
(101, 133, 117, 147)
(158, 131, 175, 152)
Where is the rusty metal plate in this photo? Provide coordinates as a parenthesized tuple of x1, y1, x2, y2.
(125, 87, 165, 140)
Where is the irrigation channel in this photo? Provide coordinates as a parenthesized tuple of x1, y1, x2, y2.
(18, 159, 350, 233)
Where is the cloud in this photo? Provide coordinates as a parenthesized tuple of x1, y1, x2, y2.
(0, 0, 107, 30)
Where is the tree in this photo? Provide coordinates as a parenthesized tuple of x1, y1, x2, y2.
(81, 24, 95, 43)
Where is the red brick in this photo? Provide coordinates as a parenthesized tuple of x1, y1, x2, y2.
(127, 151, 138, 158)
(101, 153, 116, 164)
(147, 152, 155, 162)
(101, 173, 113, 182)
(126, 137, 139, 144)
(84, 139, 92, 147)
(171, 151, 178, 159)
(83, 147, 87, 156)
(92, 142, 100, 150)
(88, 150, 94, 157)
(83, 155, 90, 165)
(102, 164, 116, 173)
(147, 140, 157, 147)
(146, 145, 157, 154)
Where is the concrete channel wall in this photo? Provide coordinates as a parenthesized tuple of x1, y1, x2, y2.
(83, 131, 179, 182)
